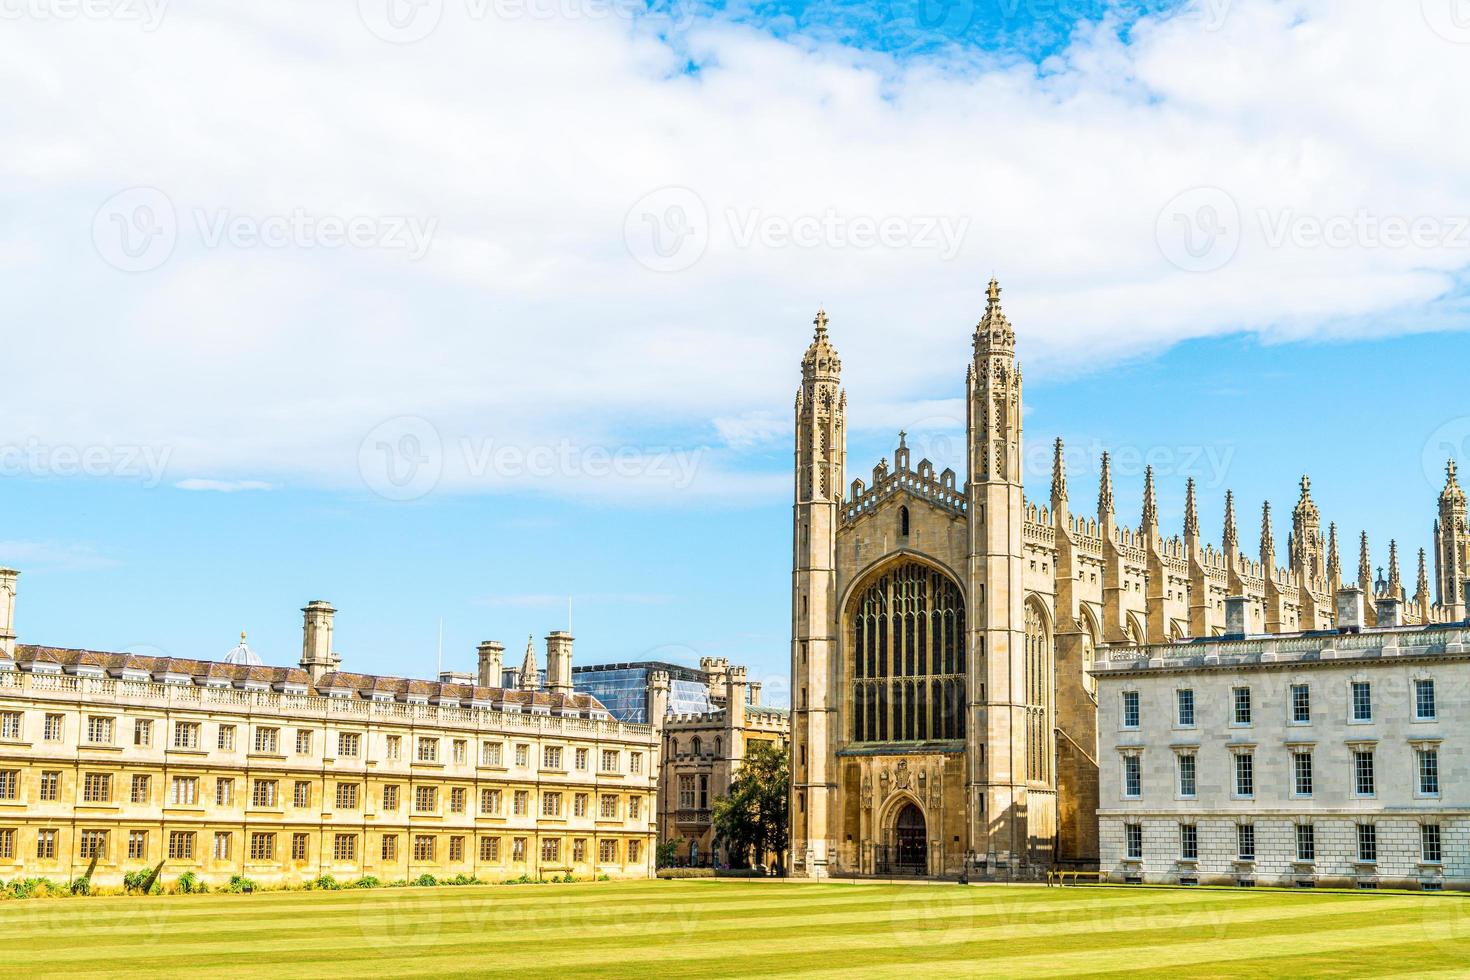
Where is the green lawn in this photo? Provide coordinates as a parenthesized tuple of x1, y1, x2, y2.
(5, 880, 1470, 978)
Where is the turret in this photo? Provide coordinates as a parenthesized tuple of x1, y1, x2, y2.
(299, 600, 338, 684)
(477, 640, 505, 688)
(0, 568, 17, 659)
(518, 635, 539, 691)
(545, 630, 574, 695)
(1436, 459, 1467, 617)
(648, 670, 670, 726)
(726, 664, 748, 731)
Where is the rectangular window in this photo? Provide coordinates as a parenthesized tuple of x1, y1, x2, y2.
(599, 838, 617, 863)
(1418, 748, 1440, 795)
(213, 832, 232, 860)
(252, 779, 278, 808)
(542, 792, 563, 817)
(1354, 749, 1376, 797)
(128, 830, 147, 860)
(449, 787, 466, 814)
(82, 772, 112, 803)
(544, 746, 563, 770)
(574, 792, 588, 817)
(1357, 823, 1377, 863)
(0, 828, 11, 859)
(1180, 824, 1197, 861)
(1121, 691, 1140, 729)
(574, 747, 588, 771)
(452, 740, 467, 765)
(515, 744, 529, 767)
(1291, 684, 1311, 723)
(386, 735, 402, 761)
(0, 770, 16, 801)
(291, 833, 308, 861)
(1, 711, 24, 739)
(168, 830, 195, 860)
(513, 790, 529, 816)
(1351, 681, 1372, 722)
(1293, 750, 1313, 797)
(415, 785, 437, 813)
(382, 835, 398, 862)
(481, 741, 502, 767)
(630, 752, 643, 775)
(417, 737, 439, 763)
(512, 837, 527, 862)
(1415, 679, 1437, 720)
(1123, 755, 1142, 798)
(383, 784, 399, 811)
(601, 750, 620, 773)
(216, 777, 234, 807)
(629, 840, 641, 863)
(79, 829, 108, 860)
(172, 721, 199, 749)
(254, 727, 280, 754)
(1176, 689, 1195, 727)
(449, 836, 464, 862)
(338, 732, 361, 757)
(335, 783, 359, 810)
(480, 788, 501, 815)
(600, 794, 618, 819)
(131, 774, 150, 804)
(249, 832, 275, 861)
(1234, 753, 1254, 798)
(1423, 824, 1443, 864)
(134, 719, 152, 746)
(678, 776, 694, 809)
(44, 713, 63, 741)
(295, 729, 312, 755)
(171, 776, 199, 806)
(1296, 824, 1315, 862)
(217, 724, 236, 751)
(1177, 754, 1196, 798)
(294, 781, 311, 808)
(630, 796, 642, 821)
(36, 829, 57, 859)
(1124, 823, 1142, 860)
(413, 835, 435, 862)
(541, 837, 560, 862)
(39, 770, 60, 802)
(1233, 687, 1252, 725)
(572, 838, 586, 862)
(333, 834, 356, 862)
(479, 836, 500, 862)
(86, 716, 114, 745)
(1237, 824, 1255, 861)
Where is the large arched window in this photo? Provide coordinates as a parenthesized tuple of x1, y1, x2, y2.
(850, 561, 966, 742)
(1023, 598, 1054, 784)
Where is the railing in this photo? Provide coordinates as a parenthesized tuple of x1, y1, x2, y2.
(1098, 625, 1470, 669)
(0, 670, 653, 742)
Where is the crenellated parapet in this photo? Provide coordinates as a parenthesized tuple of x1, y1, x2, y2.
(842, 436, 965, 527)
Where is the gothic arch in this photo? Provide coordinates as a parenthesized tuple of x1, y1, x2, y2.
(877, 790, 927, 837)
(839, 548, 964, 614)
(1023, 595, 1054, 785)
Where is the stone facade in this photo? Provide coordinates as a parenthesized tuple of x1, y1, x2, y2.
(788, 281, 1470, 879)
(0, 594, 658, 889)
(1095, 618, 1470, 890)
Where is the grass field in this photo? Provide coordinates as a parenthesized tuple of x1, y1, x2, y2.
(5, 879, 1470, 978)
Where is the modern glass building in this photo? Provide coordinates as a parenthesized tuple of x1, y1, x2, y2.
(572, 661, 715, 723)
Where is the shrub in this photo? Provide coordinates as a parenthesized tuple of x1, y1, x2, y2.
(412, 873, 438, 888)
(308, 875, 341, 891)
(597, 874, 611, 882)
(351, 876, 381, 889)
(226, 875, 257, 894)
(386, 879, 411, 888)
(175, 871, 206, 895)
(501, 874, 534, 885)
(442, 874, 480, 886)
(8, 878, 59, 899)
(560, 873, 576, 884)
(656, 868, 715, 880)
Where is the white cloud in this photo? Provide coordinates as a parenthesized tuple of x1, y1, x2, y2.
(174, 479, 275, 492)
(1, 1, 1467, 500)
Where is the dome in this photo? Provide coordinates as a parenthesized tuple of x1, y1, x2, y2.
(224, 631, 263, 667)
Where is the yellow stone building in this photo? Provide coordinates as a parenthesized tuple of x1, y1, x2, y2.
(0, 591, 658, 888)
(789, 281, 1469, 880)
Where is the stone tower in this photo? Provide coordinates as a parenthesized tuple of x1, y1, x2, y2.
(1436, 460, 1467, 618)
(477, 640, 505, 688)
(0, 568, 17, 659)
(545, 631, 574, 695)
(299, 600, 338, 684)
(790, 307, 844, 878)
(965, 278, 1042, 868)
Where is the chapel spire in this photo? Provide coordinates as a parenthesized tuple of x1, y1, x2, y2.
(1358, 532, 1373, 593)
(518, 635, 539, 691)
(1098, 452, 1114, 520)
(1050, 438, 1067, 506)
(1183, 477, 1199, 538)
(1223, 490, 1238, 551)
(1141, 466, 1159, 532)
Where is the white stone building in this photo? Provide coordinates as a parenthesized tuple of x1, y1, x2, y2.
(1096, 592, 1470, 890)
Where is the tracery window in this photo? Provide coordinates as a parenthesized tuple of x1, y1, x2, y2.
(851, 562, 966, 742)
(1023, 598, 1053, 783)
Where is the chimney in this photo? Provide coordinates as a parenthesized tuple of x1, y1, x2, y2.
(0, 568, 17, 659)
(748, 680, 762, 707)
(1224, 596, 1249, 639)
(300, 600, 338, 684)
(726, 665, 748, 731)
(1375, 595, 1404, 629)
(477, 640, 505, 688)
(648, 669, 670, 727)
(1336, 587, 1366, 634)
(545, 631, 574, 695)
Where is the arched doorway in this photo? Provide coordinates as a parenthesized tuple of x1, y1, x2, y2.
(895, 803, 926, 875)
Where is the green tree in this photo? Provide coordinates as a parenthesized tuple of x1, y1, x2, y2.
(711, 742, 789, 874)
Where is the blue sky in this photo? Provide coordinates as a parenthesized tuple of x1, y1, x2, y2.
(4, 1, 1470, 704)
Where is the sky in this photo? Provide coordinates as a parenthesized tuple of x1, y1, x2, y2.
(2, 0, 1469, 706)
